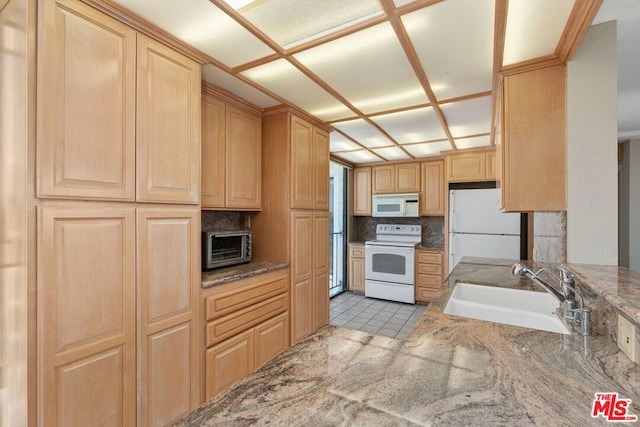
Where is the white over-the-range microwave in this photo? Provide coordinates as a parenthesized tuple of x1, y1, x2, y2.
(372, 193, 419, 217)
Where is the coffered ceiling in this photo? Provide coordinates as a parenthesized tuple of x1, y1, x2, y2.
(108, 0, 603, 164)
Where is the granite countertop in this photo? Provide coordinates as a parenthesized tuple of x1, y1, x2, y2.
(180, 258, 640, 426)
(201, 260, 289, 288)
(348, 241, 444, 251)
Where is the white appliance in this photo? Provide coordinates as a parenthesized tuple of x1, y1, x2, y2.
(372, 193, 419, 217)
(448, 188, 522, 273)
(365, 224, 422, 304)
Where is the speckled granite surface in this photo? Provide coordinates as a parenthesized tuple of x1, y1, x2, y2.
(202, 260, 289, 288)
(179, 258, 640, 426)
(352, 216, 445, 249)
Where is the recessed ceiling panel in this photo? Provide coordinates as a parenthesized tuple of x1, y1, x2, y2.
(228, 0, 383, 48)
(332, 119, 395, 148)
(503, 0, 575, 65)
(371, 107, 446, 144)
(294, 22, 429, 113)
(335, 150, 382, 164)
(455, 135, 491, 150)
(403, 0, 494, 101)
(404, 141, 452, 158)
(202, 64, 279, 109)
(112, 0, 275, 67)
(242, 59, 354, 121)
(441, 97, 491, 138)
(330, 133, 362, 152)
(372, 146, 410, 161)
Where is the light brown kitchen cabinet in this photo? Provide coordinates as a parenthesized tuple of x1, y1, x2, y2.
(252, 110, 331, 345)
(421, 160, 444, 216)
(373, 163, 420, 194)
(136, 34, 201, 204)
(201, 91, 262, 210)
(203, 269, 290, 399)
(137, 208, 200, 426)
(353, 167, 372, 216)
(37, 0, 136, 201)
(445, 149, 496, 182)
(290, 116, 330, 209)
(348, 244, 365, 293)
(501, 65, 566, 211)
(38, 204, 137, 426)
(415, 250, 444, 303)
(486, 151, 497, 180)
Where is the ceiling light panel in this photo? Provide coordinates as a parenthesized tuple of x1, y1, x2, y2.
(372, 146, 410, 161)
(441, 97, 491, 138)
(335, 150, 381, 164)
(503, 0, 576, 65)
(112, 0, 275, 67)
(242, 59, 354, 121)
(455, 135, 491, 150)
(404, 141, 452, 158)
(402, 0, 494, 101)
(202, 64, 280, 108)
(229, 0, 383, 49)
(371, 107, 446, 144)
(332, 119, 395, 148)
(294, 22, 429, 114)
(330, 133, 362, 152)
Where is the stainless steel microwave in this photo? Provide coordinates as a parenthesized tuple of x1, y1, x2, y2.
(202, 229, 251, 270)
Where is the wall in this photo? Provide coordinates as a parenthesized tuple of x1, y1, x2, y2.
(619, 139, 640, 272)
(532, 212, 566, 263)
(352, 216, 445, 249)
(567, 21, 619, 265)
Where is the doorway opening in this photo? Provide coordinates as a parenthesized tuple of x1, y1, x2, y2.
(329, 161, 347, 297)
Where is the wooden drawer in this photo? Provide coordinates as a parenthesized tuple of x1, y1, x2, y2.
(416, 286, 438, 302)
(417, 263, 443, 276)
(417, 251, 442, 265)
(417, 274, 442, 289)
(206, 293, 288, 347)
(349, 244, 364, 258)
(205, 269, 288, 321)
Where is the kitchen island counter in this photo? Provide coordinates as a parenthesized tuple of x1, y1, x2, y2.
(179, 258, 640, 426)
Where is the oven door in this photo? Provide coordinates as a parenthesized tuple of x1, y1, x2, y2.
(365, 244, 415, 284)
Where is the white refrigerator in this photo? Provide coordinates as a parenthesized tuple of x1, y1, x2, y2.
(448, 188, 522, 273)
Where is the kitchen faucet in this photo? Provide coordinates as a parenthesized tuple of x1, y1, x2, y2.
(511, 263, 591, 335)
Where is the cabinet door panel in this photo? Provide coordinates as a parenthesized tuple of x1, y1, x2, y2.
(446, 152, 486, 182)
(313, 270, 329, 330)
(137, 208, 200, 425)
(255, 313, 289, 369)
(137, 34, 200, 204)
(291, 212, 312, 282)
(38, 205, 136, 426)
(314, 212, 329, 272)
(38, 0, 135, 200)
(226, 106, 262, 209)
(313, 127, 329, 209)
(201, 95, 226, 208)
(421, 161, 444, 216)
(290, 117, 313, 209)
(353, 167, 371, 215)
(396, 163, 420, 193)
(291, 278, 312, 344)
(349, 257, 365, 293)
(206, 329, 254, 400)
(372, 165, 395, 194)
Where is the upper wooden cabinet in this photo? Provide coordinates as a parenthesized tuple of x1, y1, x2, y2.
(290, 116, 329, 209)
(201, 93, 262, 210)
(136, 35, 201, 204)
(37, 0, 136, 201)
(421, 160, 444, 216)
(37, 0, 201, 204)
(372, 163, 420, 194)
(445, 149, 495, 182)
(501, 65, 566, 211)
(353, 167, 372, 216)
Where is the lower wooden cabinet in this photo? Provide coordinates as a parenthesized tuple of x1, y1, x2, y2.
(203, 269, 290, 399)
(348, 244, 365, 293)
(415, 249, 444, 303)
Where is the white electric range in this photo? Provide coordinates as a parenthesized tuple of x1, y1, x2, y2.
(364, 224, 422, 304)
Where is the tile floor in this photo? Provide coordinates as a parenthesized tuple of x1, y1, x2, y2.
(329, 292, 427, 340)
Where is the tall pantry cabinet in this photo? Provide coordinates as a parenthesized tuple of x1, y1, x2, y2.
(252, 109, 330, 344)
(36, 0, 201, 425)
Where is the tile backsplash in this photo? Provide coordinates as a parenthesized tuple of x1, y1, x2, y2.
(202, 211, 243, 231)
(352, 216, 445, 249)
